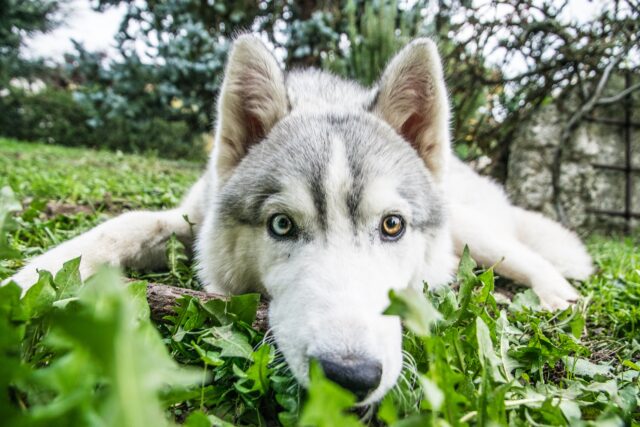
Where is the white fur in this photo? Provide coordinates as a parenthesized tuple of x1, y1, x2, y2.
(263, 136, 419, 403)
(5, 35, 593, 403)
(448, 157, 592, 309)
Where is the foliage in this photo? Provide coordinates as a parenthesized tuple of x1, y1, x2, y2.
(61, 40, 217, 158)
(3, 1, 638, 166)
(0, 256, 201, 426)
(1, 139, 639, 425)
(0, 0, 61, 84)
(322, 0, 417, 86)
(0, 81, 203, 159)
(0, 87, 93, 147)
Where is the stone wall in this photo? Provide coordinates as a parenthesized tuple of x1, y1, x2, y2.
(505, 80, 639, 233)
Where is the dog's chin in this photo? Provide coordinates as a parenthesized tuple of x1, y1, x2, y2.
(288, 367, 400, 407)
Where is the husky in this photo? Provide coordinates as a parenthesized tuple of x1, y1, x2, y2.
(5, 35, 593, 403)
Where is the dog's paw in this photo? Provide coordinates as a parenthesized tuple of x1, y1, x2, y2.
(533, 277, 580, 311)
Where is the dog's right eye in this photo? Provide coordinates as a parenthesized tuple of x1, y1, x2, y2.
(268, 214, 295, 238)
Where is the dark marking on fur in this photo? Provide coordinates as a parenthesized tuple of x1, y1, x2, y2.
(345, 146, 365, 231)
(219, 177, 282, 226)
(366, 88, 380, 112)
(307, 130, 330, 232)
(310, 177, 327, 232)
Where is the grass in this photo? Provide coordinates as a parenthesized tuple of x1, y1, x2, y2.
(0, 138, 638, 426)
(0, 138, 202, 279)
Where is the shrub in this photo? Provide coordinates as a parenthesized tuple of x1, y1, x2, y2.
(0, 87, 205, 159)
(0, 87, 92, 146)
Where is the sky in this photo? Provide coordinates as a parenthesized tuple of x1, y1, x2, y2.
(24, 0, 126, 60)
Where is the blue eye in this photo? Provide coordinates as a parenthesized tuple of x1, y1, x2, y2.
(269, 214, 295, 238)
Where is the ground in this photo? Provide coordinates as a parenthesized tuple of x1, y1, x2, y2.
(0, 138, 638, 426)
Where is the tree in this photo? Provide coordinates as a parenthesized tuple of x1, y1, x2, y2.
(6, 0, 638, 165)
(0, 0, 62, 84)
(430, 0, 640, 179)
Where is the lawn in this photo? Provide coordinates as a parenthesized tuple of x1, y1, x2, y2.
(0, 138, 638, 426)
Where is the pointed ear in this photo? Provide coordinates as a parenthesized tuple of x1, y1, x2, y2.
(214, 34, 288, 179)
(372, 39, 450, 180)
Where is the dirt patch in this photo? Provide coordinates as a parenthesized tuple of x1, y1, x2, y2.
(544, 360, 567, 383)
(44, 201, 95, 216)
(20, 195, 133, 219)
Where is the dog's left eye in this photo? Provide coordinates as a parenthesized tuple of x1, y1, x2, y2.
(268, 214, 295, 238)
(380, 214, 405, 241)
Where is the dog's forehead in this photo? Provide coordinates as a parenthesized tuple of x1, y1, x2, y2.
(264, 113, 421, 183)
(220, 113, 442, 230)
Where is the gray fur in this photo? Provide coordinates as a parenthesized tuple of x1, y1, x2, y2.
(218, 89, 443, 243)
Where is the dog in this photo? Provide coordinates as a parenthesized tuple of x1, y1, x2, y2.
(5, 35, 594, 404)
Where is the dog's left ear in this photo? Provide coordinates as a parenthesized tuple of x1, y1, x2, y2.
(372, 39, 450, 180)
(214, 34, 289, 180)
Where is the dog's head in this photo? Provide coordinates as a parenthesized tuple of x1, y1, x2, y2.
(197, 35, 455, 404)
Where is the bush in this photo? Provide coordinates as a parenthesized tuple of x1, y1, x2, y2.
(0, 87, 205, 159)
(0, 87, 92, 146)
(98, 117, 201, 160)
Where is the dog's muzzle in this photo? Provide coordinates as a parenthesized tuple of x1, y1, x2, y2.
(315, 354, 383, 401)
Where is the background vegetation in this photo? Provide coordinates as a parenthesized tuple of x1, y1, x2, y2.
(2, 0, 639, 175)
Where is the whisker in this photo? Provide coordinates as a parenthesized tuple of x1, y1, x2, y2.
(357, 403, 376, 423)
(254, 327, 277, 351)
(401, 350, 417, 369)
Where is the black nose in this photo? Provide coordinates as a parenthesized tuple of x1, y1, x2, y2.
(317, 356, 382, 401)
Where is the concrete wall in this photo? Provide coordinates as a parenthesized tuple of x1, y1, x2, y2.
(505, 80, 639, 233)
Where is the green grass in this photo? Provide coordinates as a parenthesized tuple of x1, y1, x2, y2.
(0, 137, 202, 276)
(0, 138, 638, 426)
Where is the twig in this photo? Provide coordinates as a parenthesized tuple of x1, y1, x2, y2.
(459, 396, 560, 423)
(596, 81, 640, 105)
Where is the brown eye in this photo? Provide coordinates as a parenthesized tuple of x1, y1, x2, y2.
(380, 215, 405, 241)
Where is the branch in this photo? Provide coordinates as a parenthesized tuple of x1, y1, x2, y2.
(551, 56, 622, 225)
(597, 81, 640, 105)
(562, 57, 621, 138)
(145, 283, 269, 332)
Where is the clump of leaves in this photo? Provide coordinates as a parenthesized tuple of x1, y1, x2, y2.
(0, 261, 200, 426)
(1, 263, 300, 426)
(300, 247, 639, 426)
(157, 290, 301, 425)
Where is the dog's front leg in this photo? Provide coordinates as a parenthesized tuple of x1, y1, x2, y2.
(5, 178, 205, 291)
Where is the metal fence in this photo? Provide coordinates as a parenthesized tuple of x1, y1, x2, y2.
(587, 73, 639, 234)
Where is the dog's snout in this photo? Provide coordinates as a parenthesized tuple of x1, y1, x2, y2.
(317, 356, 382, 400)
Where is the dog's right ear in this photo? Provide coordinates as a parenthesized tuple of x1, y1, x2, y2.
(213, 34, 288, 180)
